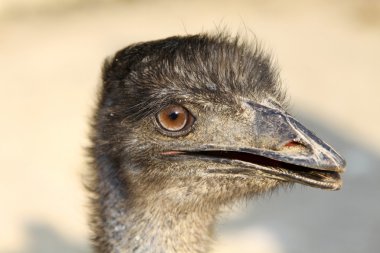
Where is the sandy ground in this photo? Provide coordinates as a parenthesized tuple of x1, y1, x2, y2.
(1, 0, 380, 252)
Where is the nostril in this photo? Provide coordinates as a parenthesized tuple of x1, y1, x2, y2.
(280, 140, 310, 154)
(284, 140, 302, 148)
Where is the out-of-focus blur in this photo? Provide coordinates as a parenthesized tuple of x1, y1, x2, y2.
(1, 0, 379, 252)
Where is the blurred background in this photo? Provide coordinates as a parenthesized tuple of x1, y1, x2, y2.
(1, 0, 379, 252)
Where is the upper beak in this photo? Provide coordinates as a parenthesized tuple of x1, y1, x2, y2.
(246, 101, 346, 172)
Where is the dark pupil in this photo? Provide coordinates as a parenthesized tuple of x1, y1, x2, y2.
(168, 111, 179, 121)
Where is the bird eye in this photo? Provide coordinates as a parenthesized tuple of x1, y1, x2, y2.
(156, 105, 194, 135)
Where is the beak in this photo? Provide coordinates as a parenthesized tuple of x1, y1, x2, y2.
(245, 101, 346, 172)
(163, 101, 346, 190)
(233, 101, 346, 190)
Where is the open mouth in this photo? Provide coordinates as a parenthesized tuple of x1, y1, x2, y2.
(162, 149, 343, 190)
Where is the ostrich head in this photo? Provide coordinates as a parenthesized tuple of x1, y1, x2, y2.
(89, 33, 345, 253)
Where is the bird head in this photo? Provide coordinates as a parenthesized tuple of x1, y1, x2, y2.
(93, 34, 345, 209)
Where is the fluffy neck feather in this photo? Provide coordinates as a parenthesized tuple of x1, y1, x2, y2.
(90, 156, 219, 253)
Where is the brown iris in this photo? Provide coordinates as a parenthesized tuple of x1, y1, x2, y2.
(156, 105, 194, 135)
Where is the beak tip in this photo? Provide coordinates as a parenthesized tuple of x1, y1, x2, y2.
(332, 183, 343, 191)
(332, 150, 347, 172)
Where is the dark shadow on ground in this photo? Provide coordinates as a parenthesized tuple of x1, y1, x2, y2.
(218, 112, 380, 253)
(4, 222, 90, 253)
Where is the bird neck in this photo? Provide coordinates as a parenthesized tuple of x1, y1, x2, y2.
(91, 157, 218, 253)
